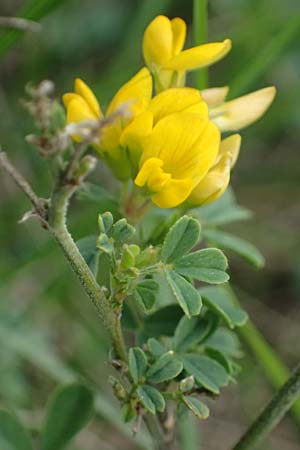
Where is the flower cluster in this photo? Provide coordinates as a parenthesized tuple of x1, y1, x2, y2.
(63, 15, 276, 209)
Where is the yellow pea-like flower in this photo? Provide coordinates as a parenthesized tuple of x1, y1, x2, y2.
(120, 87, 208, 172)
(201, 86, 276, 131)
(187, 134, 241, 206)
(143, 15, 231, 92)
(134, 112, 220, 208)
(63, 68, 152, 180)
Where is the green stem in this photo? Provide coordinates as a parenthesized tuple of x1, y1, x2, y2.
(226, 284, 300, 423)
(232, 362, 300, 450)
(193, 0, 208, 89)
(48, 182, 127, 363)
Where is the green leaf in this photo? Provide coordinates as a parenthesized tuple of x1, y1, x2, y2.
(112, 218, 135, 244)
(161, 216, 201, 262)
(147, 338, 167, 357)
(206, 328, 243, 358)
(173, 315, 216, 352)
(165, 270, 202, 318)
(205, 348, 233, 375)
(147, 351, 183, 384)
(128, 348, 148, 384)
(203, 229, 265, 269)
(137, 385, 166, 414)
(98, 212, 114, 234)
(182, 397, 209, 420)
(144, 305, 183, 337)
(0, 409, 33, 450)
(133, 279, 158, 311)
(76, 235, 99, 276)
(174, 248, 229, 284)
(200, 286, 248, 328)
(41, 383, 94, 450)
(97, 233, 114, 255)
(183, 354, 229, 394)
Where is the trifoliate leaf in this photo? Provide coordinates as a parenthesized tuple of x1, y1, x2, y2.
(182, 396, 209, 420)
(147, 351, 183, 383)
(200, 286, 248, 328)
(174, 248, 229, 284)
(133, 279, 159, 311)
(76, 235, 99, 276)
(112, 218, 135, 244)
(0, 408, 33, 450)
(165, 270, 202, 318)
(182, 354, 229, 394)
(137, 385, 166, 414)
(128, 348, 148, 384)
(203, 228, 265, 269)
(205, 348, 233, 375)
(161, 216, 201, 262)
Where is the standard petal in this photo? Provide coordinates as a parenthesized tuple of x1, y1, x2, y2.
(171, 17, 186, 55)
(143, 15, 173, 68)
(201, 86, 229, 106)
(210, 86, 276, 131)
(148, 87, 207, 123)
(106, 67, 152, 117)
(140, 113, 208, 168)
(164, 39, 231, 71)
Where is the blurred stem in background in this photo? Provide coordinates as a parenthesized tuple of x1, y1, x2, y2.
(232, 362, 300, 450)
(193, 0, 208, 90)
(227, 284, 300, 424)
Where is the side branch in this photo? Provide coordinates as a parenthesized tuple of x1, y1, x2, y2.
(232, 362, 300, 450)
(0, 150, 47, 219)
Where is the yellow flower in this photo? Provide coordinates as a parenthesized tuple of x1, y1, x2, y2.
(134, 112, 220, 208)
(187, 134, 241, 206)
(63, 68, 152, 180)
(143, 15, 231, 92)
(120, 87, 208, 172)
(201, 86, 276, 131)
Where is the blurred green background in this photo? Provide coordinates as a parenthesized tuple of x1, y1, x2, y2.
(0, 0, 299, 449)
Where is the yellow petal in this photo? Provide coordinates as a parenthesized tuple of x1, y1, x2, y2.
(218, 134, 241, 168)
(151, 178, 193, 208)
(201, 86, 229, 106)
(148, 87, 207, 123)
(141, 113, 220, 187)
(106, 67, 152, 117)
(66, 97, 98, 124)
(99, 120, 123, 153)
(120, 111, 154, 170)
(171, 17, 186, 55)
(63, 93, 80, 108)
(164, 39, 231, 71)
(188, 154, 231, 206)
(210, 86, 276, 131)
(143, 15, 173, 68)
(74, 78, 102, 117)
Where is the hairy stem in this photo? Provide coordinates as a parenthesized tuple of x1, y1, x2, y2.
(232, 362, 300, 450)
(48, 181, 127, 362)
